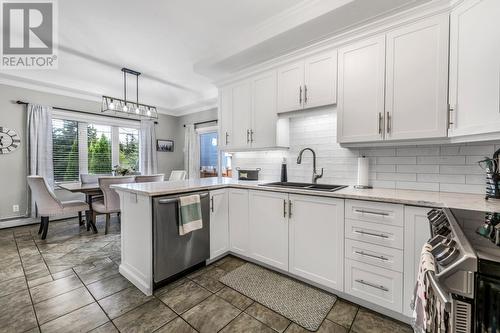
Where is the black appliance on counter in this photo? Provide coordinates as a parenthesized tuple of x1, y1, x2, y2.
(152, 191, 210, 287)
(236, 167, 260, 180)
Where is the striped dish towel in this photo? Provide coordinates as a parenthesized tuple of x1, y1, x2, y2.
(178, 194, 202, 235)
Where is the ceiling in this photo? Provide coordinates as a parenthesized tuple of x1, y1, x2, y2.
(0, 0, 432, 116)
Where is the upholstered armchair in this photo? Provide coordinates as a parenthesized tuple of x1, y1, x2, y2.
(27, 176, 89, 240)
(92, 176, 135, 234)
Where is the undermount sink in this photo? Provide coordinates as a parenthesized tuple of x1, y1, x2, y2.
(259, 182, 347, 192)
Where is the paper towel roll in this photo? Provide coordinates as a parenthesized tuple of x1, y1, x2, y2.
(357, 157, 370, 188)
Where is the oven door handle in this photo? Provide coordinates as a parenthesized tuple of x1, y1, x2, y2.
(426, 271, 452, 312)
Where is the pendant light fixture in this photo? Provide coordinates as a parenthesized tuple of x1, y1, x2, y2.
(101, 68, 158, 119)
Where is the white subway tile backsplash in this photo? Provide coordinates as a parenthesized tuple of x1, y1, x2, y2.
(231, 110, 495, 195)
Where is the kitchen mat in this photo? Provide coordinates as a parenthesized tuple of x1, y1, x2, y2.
(219, 262, 336, 331)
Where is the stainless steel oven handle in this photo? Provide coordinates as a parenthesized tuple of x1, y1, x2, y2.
(355, 279, 389, 292)
(159, 193, 209, 204)
(354, 230, 389, 239)
(426, 271, 452, 311)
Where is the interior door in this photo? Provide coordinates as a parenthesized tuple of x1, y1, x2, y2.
(230, 81, 252, 148)
(228, 189, 249, 255)
(209, 189, 229, 260)
(385, 15, 449, 140)
(337, 35, 386, 143)
(248, 190, 289, 271)
(277, 61, 304, 113)
(304, 50, 338, 109)
(251, 70, 278, 148)
(289, 195, 344, 290)
(448, 0, 500, 137)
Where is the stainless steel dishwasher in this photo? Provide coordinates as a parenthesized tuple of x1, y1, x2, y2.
(152, 191, 210, 285)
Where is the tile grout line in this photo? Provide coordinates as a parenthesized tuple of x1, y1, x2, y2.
(13, 232, 43, 333)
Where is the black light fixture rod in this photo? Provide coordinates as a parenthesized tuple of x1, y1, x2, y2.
(136, 74, 139, 105)
(123, 70, 127, 105)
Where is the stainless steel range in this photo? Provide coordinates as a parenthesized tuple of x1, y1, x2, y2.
(425, 208, 477, 333)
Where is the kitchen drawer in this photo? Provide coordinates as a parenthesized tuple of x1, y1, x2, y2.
(345, 259, 403, 312)
(345, 239, 403, 272)
(345, 219, 403, 249)
(346, 200, 403, 227)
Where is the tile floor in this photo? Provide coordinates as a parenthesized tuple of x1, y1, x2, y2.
(0, 217, 413, 333)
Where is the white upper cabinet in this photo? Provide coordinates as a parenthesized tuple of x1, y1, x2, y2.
(337, 35, 386, 143)
(277, 50, 338, 113)
(385, 15, 449, 141)
(304, 50, 338, 109)
(449, 0, 500, 137)
(218, 86, 232, 149)
(277, 61, 304, 112)
(248, 190, 289, 271)
(230, 81, 252, 148)
(209, 189, 229, 260)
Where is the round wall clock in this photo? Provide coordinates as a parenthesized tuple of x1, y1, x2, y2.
(0, 127, 21, 154)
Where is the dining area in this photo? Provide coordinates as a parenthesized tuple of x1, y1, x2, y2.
(28, 171, 187, 240)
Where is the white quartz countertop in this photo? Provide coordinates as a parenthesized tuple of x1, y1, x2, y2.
(112, 177, 500, 213)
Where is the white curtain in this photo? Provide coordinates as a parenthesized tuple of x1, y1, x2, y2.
(27, 104, 54, 217)
(184, 124, 199, 179)
(140, 120, 158, 175)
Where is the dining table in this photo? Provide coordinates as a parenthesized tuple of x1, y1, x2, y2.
(58, 182, 102, 233)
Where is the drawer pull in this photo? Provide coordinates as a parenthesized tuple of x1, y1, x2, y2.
(354, 230, 389, 239)
(355, 279, 389, 292)
(354, 251, 388, 261)
(354, 209, 390, 217)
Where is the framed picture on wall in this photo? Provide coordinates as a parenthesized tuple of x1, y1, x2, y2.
(157, 139, 174, 152)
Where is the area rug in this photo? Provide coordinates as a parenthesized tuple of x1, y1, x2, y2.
(219, 262, 336, 331)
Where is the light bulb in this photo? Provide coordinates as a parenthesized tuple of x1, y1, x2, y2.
(135, 108, 140, 114)
(123, 104, 128, 112)
(109, 101, 115, 110)
(146, 109, 151, 116)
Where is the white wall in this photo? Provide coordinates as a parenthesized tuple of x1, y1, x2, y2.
(231, 107, 493, 194)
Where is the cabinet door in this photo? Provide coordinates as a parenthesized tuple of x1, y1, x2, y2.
(385, 15, 449, 141)
(210, 189, 229, 260)
(251, 70, 278, 148)
(403, 206, 432, 317)
(228, 189, 249, 255)
(218, 87, 232, 149)
(337, 35, 386, 143)
(289, 195, 344, 291)
(449, 0, 500, 137)
(304, 50, 338, 109)
(277, 61, 304, 113)
(248, 191, 289, 271)
(230, 81, 252, 148)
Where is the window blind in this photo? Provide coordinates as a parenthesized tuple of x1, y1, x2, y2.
(52, 119, 80, 182)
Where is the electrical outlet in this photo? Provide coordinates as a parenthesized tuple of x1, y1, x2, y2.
(12, 205, 19, 213)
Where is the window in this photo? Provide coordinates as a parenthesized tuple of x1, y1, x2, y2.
(51, 115, 140, 183)
(52, 119, 79, 182)
(199, 131, 218, 178)
(119, 127, 139, 170)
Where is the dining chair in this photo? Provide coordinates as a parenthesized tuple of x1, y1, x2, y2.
(80, 173, 111, 184)
(92, 176, 135, 234)
(27, 176, 89, 240)
(169, 170, 187, 181)
(135, 174, 164, 183)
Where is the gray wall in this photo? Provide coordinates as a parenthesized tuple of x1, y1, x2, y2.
(0, 84, 183, 220)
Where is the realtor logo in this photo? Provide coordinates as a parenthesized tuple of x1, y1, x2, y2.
(1, 0, 58, 69)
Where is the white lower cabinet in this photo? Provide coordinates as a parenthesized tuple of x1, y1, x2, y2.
(228, 188, 249, 256)
(289, 195, 344, 290)
(345, 259, 403, 313)
(403, 206, 432, 317)
(248, 190, 289, 271)
(209, 189, 229, 260)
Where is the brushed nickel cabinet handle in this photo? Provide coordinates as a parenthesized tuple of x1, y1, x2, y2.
(355, 279, 389, 292)
(378, 112, 382, 135)
(250, 129, 254, 143)
(354, 251, 389, 261)
(283, 199, 287, 218)
(288, 200, 292, 218)
(210, 196, 214, 212)
(386, 112, 391, 133)
(225, 132, 229, 145)
(354, 230, 389, 239)
(299, 86, 302, 105)
(354, 209, 389, 216)
(304, 85, 308, 104)
(246, 129, 250, 144)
